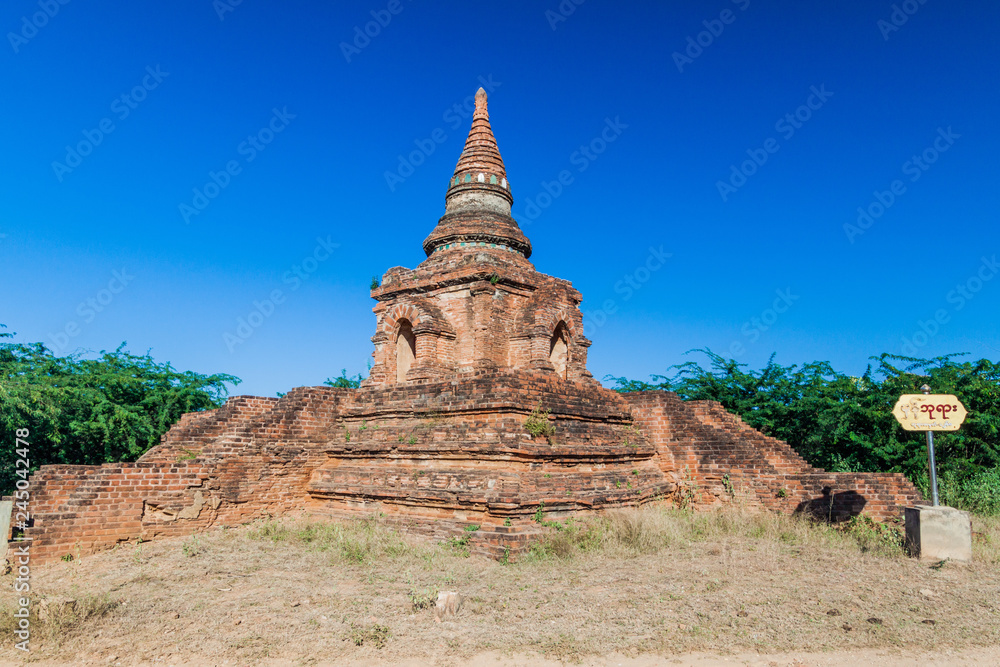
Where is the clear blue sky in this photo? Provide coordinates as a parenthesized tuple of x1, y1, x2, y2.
(3, 0, 998, 397)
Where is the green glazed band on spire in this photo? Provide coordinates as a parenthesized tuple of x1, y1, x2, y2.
(422, 88, 532, 259)
(445, 87, 513, 207)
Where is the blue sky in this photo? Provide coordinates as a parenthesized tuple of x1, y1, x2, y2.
(3, 0, 998, 397)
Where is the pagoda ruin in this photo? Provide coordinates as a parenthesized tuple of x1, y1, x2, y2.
(17, 89, 922, 563)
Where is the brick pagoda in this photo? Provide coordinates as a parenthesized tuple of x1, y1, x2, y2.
(16, 90, 921, 563)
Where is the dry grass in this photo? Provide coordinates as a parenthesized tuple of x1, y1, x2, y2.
(0, 591, 119, 649)
(972, 514, 1000, 564)
(3, 506, 999, 665)
(526, 505, 908, 561)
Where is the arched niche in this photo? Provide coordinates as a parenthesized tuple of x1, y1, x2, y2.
(396, 319, 416, 382)
(549, 322, 569, 379)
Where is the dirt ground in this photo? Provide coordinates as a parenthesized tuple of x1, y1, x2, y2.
(2, 509, 998, 666)
(3, 646, 1000, 666)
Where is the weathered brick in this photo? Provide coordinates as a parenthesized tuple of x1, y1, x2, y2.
(13, 90, 921, 565)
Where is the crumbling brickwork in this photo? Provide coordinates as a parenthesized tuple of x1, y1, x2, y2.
(14, 88, 921, 564)
(365, 88, 593, 386)
(19, 377, 921, 563)
(623, 391, 921, 521)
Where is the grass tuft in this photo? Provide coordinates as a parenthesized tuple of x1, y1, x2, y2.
(245, 514, 413, 564)
(0, 593, 120, 648)
(14, 507, 1000, 660)
(524, 505, 915, 560)
(349, 622, 391, 648)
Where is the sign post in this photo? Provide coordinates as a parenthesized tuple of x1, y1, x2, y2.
(893, 387, 972, 561)
(921, 385, 940, 506)
(891, 385, 967, 505)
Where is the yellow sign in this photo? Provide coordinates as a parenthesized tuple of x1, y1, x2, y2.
(892, 394, 967, 431)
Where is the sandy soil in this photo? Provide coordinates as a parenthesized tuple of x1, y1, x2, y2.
(3, 646, 1000, 666)
(1, 511, 997, 666)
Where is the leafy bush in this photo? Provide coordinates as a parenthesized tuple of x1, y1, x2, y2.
(349, 622, 390, 648)
(407, 588, 437, 611)
(324, 368, 365, 388)
(607, 349, 1000, 513)
(0, 327, 237, 495)
(938, 467, 1000, 516)
(842, 515, 905, 556)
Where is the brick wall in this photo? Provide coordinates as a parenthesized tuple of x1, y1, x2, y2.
(17, 377, 921, 565)
(14, 88, 923, 564)
(623, 390, 922, 521)
(368, 249, 593, 385)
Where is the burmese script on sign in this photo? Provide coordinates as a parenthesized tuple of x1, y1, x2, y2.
(892, 394, 968, 432)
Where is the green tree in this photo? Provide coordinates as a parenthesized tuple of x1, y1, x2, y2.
(607, 349, 1000, 512)
(324, 368, 364, 388)
(0, 327, 238, 495)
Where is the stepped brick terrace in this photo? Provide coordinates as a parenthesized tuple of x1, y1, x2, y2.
(15, 89, 922, 563)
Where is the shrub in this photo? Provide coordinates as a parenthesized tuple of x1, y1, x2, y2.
(842, 515, 904, 557)
(0, 332, 237, 495)
(408, 588, 437, 611)
(938, 467, 1000, 516)
(524, 402, 555, 439)
(324, 369, 364, 388)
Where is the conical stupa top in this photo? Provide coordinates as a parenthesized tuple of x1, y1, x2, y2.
(444, 88, 513, 210)
(422, 88, 532, 258)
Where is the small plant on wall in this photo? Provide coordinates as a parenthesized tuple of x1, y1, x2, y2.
(524, 401, 555, 439)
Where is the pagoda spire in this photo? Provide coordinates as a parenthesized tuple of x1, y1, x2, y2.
(445, 88, 512, 210)
(422, 88, 532, 258)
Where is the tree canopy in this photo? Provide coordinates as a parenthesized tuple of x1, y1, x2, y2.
(607, 349, 1000, 514)
(0, 326, 238, 495)
(4, 321, 996, 514)
(324, 369, 365, 388)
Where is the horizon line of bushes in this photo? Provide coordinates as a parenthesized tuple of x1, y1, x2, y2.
(607, 348, 1000, 515)
(0, 327, 237, 496)
(3, 324, 997, 515)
